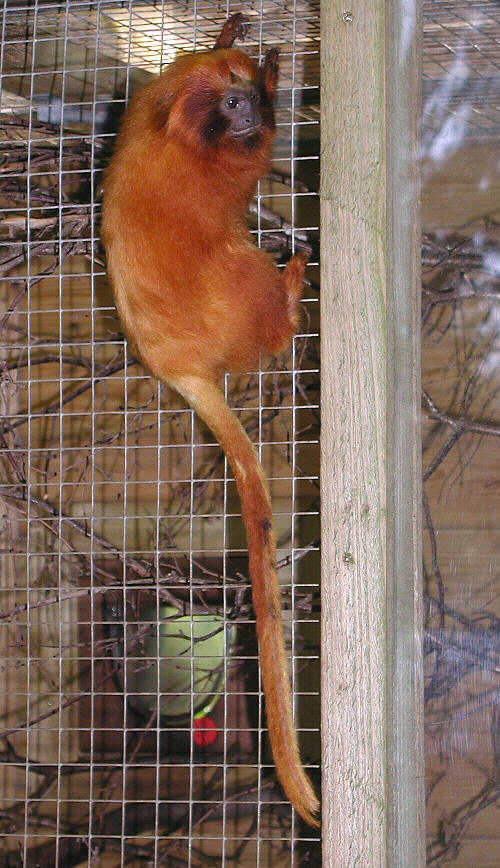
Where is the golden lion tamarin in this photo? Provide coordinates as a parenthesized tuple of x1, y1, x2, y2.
(102, 13, 319, 826)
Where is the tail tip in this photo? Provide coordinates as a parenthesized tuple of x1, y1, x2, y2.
(296, 794, 321, 829)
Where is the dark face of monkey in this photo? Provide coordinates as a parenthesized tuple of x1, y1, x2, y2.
(200, 77, 275, 147)
(220, 80, 261, 137)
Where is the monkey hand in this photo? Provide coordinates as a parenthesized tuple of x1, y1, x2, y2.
(215, 13, 249, 49)
(262, 47, 280, 95)
(264, 47, 280, 74)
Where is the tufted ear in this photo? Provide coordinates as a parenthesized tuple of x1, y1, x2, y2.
(152, 87, 177, 130)
(149, 59, 193, 131)
(229, 71, 248, 88)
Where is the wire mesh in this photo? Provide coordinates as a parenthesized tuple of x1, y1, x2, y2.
(421, 1, 500, 865)
(422, 0, 499, 144)
(0, 1, 320, 865)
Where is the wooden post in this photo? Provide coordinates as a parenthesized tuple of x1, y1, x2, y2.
(320, 1, 424, 864)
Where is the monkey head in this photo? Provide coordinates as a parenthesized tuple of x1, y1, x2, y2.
(146, 47, 279, 155)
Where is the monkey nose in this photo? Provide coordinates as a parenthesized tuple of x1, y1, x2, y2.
(244, 103, 260, 127)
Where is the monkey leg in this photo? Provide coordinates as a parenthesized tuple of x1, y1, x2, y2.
(255, 251, 308, 358)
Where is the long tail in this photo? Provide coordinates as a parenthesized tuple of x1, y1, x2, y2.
(172, 374, 319, 827)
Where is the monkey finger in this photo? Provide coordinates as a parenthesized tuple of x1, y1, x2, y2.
(263, 47, 280, 72)
(290, 249, 311, 268)
(233, 14, 249, 42)
(262, 48, 280, 96)
(215, 13, 249, 49)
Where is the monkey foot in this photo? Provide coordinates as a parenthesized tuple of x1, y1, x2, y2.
(291, 249, 310, 269)
(284, 251, 309, 330)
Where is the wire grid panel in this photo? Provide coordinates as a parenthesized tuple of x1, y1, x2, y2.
(421, 0, 500, 862)
(0, 1, 320, 865)
(422, 0, 499, 144)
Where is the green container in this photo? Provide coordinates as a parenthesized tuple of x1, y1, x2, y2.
(109, 600, 233, 723)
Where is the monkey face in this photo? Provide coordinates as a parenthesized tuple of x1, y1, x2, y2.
(151, 48, 278, 152)
(200, 73, 275, 147)
(220, 79, 261, 138)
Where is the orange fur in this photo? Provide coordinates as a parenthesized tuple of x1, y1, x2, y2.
(102, 18, 319, 827)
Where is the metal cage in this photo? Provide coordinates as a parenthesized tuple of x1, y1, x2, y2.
(1, 2, 321, 865)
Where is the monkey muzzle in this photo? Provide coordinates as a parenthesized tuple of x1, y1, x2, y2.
(223, 85, 262, 138)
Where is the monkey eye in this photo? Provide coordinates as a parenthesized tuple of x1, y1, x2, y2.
(250, 91, 259, 103)
(226, 96, 238, 109)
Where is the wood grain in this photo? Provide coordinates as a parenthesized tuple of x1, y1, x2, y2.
(320, 1, 424, 863)
(385, 0, 425, 863)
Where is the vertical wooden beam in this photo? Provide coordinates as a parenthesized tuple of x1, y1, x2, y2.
(385, 0, 425, 863)
(320, 1, 424, 864)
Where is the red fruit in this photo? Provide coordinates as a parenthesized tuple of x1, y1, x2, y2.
(193, 716, 217, 747)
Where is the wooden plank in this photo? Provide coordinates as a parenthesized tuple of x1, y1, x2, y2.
(385, 0, 425, 864)
(320, 1, 387, 861)
(320, 1, 424, 864)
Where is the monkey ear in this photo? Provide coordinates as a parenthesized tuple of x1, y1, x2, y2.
(230, 71, 247, 88)
(152, 87, 177, 131)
